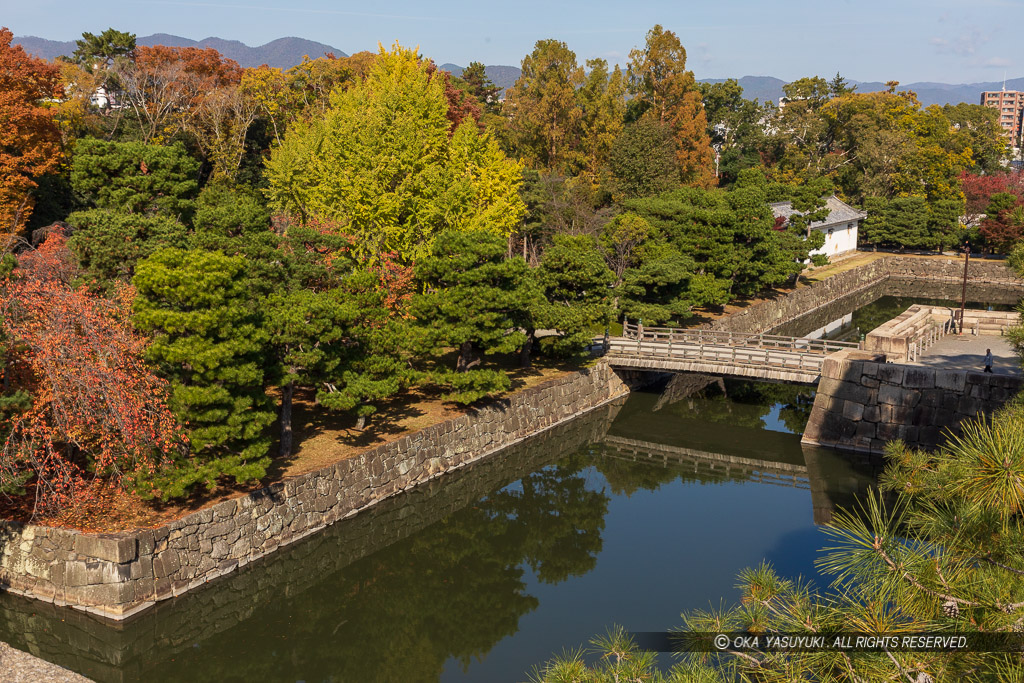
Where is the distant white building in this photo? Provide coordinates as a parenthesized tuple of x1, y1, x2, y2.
(770, 196, 866, 259)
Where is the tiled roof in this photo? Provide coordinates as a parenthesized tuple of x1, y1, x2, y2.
(770, 196, 867, 230)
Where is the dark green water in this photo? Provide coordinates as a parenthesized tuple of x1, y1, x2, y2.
(3, 282, 1015, 682)
(0, 381, 879, 683)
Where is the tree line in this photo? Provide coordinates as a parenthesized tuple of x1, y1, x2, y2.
(0, 23, 1021, 514)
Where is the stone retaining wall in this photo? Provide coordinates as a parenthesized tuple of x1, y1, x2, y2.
(0, 399, 626, 682)
(710, 255, 1024, 335)
(802, 349, 1022, 453)
(0, 362, 632, 621)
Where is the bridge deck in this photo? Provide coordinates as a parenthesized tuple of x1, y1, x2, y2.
(604, 322, 861, 384)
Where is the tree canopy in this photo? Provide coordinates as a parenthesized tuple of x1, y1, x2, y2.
(266, 43, 525, 265)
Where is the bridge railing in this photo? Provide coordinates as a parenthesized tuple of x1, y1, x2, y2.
(621, 320, 861, 355)
(607, 336, 828, 372)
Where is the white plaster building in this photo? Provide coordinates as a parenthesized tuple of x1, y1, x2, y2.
(770, 196, 865, 259)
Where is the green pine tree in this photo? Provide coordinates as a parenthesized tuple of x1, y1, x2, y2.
(412, 229, 532, 403)
(133, 248, 275, 497)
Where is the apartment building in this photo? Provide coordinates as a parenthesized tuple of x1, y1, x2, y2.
(980, 89, 1024, 146)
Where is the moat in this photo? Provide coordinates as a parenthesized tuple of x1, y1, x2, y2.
(0, 281, 1018, 682)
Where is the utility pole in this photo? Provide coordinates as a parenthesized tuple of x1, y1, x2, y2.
(959, 241, 969, 335)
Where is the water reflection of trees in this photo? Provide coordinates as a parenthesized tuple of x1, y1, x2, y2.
(650, 379, 816, 435)
(0, 421, 613, 683)
(165, 459, 608, 682)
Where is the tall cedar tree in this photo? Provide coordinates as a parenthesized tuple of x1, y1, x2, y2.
(627, 25, 715, 189)
(412, 229, 533, 403)
(0, 28, 63, 244)
(133, 248, 275, 497)
(503, 39, 585, 174)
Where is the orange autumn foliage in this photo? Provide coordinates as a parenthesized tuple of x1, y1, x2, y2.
(117, 44, 242, 143)
(0, 27, 63, 245)
(1, 234, 186, 514)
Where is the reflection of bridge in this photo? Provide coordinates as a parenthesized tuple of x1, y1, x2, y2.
(606, 322, 861, 384)
(601, 433, 881, 527)
(603, 435, 810, 490)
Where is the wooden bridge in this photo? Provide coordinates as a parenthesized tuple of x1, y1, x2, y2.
(605, 321, 862, 384)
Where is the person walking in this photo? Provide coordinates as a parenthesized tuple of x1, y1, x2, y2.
(984, 348, 994, 373)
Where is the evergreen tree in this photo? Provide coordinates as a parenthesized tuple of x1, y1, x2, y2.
(66, 209, 189, 288)
(577, 58, 626, 180)
(859, 196, 938, 250)
(459, 61, 500, 111)
(617, 247, 726, 325)
(72, 28, 136, 69)
(627, 25, 715, 188)
(504, 39, 585, 174)
(133, 248, 275, 496)
(71, 138, 199, 221)
(412, 229, 532, 403)
(606, 118, 679, 200)
(533, 234, 614, 357)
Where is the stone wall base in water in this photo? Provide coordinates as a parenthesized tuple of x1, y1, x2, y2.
(802, 349, 1022, 453)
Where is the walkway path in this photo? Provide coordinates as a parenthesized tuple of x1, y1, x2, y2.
(914, 335, 1022, 377)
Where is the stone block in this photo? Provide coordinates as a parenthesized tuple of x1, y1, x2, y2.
(878, 384, 903, 405)
(860, 376, 880, 388)
(877, 364, 905, 384)
(934, 370, 966, 392)
(957, 395, 983, 416)
(969, 383, 991, 401)
(816, 376, 842, 397)
(854, 421, 876, 441)
(833, 381, 874, 405)
(876, 423, 902, 441)
(903, 368, 935, 389)
(842, 401, 865, 421)
(863, 405, 880, 422)
(73, 534, 137, 564)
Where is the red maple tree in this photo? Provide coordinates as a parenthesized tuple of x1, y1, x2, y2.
(1, 235, 186, 514)
(0, 27, 63, 245)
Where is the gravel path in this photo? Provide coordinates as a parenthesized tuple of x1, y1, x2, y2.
(0, 642, 91, 682)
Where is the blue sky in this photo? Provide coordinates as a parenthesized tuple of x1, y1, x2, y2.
(6, 0, 1023, 83)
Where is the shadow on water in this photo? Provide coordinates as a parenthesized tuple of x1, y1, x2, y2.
(0, 377, 885, 683)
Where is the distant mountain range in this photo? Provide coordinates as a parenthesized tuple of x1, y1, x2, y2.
(14, 34, 1023, 106)
(439, 63, 522, 94)
(13, 34, 347, 70)
(699, 75, 1024, 108)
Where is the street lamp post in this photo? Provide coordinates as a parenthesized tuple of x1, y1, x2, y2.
(959, 241, 970, 335)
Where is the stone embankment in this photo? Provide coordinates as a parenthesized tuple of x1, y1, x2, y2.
(711, 255, 1023, 335)
(0, 362, 632, 621)
(802, 349, 1023, 453)
(0, 401, 625, 681)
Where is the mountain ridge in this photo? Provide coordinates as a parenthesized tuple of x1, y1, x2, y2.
(13, 33, 347, 69)
(12, 34, 1023, 106)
